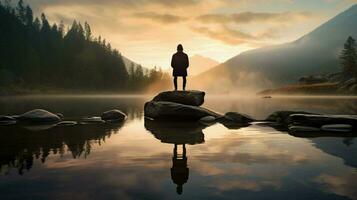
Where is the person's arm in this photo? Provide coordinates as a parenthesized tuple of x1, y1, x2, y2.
(171, 55, 174, 68)
(186, 54, 189, 68)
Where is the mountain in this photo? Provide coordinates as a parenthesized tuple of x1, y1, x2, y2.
(195, 4, 357, 93)
(188, 55, 220, 76)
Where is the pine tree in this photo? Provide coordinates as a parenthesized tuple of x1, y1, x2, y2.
(340, 36, 357, 75)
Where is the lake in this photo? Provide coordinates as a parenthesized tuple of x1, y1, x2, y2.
(0, 95, 357, 200)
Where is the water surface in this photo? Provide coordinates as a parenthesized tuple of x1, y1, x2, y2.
(0, 95, 356, 200)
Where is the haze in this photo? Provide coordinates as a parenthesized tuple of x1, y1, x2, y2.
(23, 0, 357, 69)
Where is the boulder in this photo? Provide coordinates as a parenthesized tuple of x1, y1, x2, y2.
(101, 109, 127, 122)
(56, 121, 77, 127)
(144, 101, 221, 121)
(289, 125, 320, 132)
(56, 113, 64, 119)
(265, 111, 315, 125)
(18, 109, 61, 123)
(152, 90, 205, 106)
(288, 114, 357, 128)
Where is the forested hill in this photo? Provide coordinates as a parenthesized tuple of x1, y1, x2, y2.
(0, 0, 166, 94)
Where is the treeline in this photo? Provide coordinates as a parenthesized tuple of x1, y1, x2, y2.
(0, 0, 167, 93)
(340, 36, 357, 77)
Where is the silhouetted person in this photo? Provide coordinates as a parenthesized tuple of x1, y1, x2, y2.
(171, 44, 189, 91)
(170, 144, 189, 195)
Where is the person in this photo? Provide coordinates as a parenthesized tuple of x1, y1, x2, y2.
(171, 44, 189, 91)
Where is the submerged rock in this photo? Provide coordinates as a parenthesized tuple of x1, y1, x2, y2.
(144, 101, 221, 121)
(56, 121, 77, 127)
(18, 109, 61, 123)
(152, 90, 205, 106)
(101, 109, 127, 122)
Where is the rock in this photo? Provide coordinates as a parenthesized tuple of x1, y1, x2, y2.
(289, 125, 320, 132)
(288, 114, 357, 128)
(265, 111, 315, 125)
(56, 121, 77, 127)
(101, 109, 127, 122)
(79, 117, 105, 124)
(321, 124, 353, 132)
(223, 112, 254, 123)
(199, 116, 216, 125)
(144, 101, 221, 121)
(152, 90, 205, 106)
(56, 113, 64, 119)
(18, 109, 61, 123)
(0, 115, 16, 125)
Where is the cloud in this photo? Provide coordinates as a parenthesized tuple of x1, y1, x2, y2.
(133, 12, 186, 24)
(197, 11, 313, 24)
(191, 25, 276, 46)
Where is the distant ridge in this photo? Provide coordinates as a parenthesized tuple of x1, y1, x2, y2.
(194, 4, 357, 92)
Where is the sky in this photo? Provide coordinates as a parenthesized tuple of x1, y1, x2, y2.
(24, 0, 357, 69)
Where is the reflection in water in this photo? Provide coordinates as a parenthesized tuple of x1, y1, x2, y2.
(144, 119, 208, 195)
(0, 123, 123, 175)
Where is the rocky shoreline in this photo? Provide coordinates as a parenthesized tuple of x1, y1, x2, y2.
(1, 90, 357, 136)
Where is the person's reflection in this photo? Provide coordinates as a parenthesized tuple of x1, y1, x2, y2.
(171, 143, 189, 195)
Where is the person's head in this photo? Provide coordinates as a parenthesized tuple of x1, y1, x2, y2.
(177, 44, 183, 52)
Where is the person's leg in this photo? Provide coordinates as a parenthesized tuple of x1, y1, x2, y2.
(182, 76, 186, 91)
(173, 76, 177, 91)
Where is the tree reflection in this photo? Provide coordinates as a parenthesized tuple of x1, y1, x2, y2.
(0, 123, 123, 175)
(144, 119, 206, 195)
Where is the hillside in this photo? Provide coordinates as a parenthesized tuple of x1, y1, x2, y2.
(188, 55, 220, 76)
(194, 4, 357, 93)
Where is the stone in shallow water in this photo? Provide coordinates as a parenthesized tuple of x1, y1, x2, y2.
(288, 114, 357, 128)
(152, 90, 205, 106)
(101, 109, 127, 121)
(266, 111, 314, 125)
(0, 115, 17, 125)
(56, 121, 77, 127)
(79, 117, 105, 124)
(18, 109, 61, 123)
(321, 124, 352, 132)
(223, 112, 254, 123)
(199, 116, 216, 125)
(144, 101, 221, 121)
(289, 125, 320, 132)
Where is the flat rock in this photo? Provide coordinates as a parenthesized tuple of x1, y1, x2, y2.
(144, 101, 221, 121)
(18, 109, 61, 123)
(223, 112, 254, 123)
(0, 115, 17, 125)
(289, 125, 320, 132)
(321, 124, 353, 132)
(199, 116, 216, 125)
(152, 90, 205, 106)
(288, 114, 357, 128)
(79, 117, 105, 124)
(56, 121, 77, 127)
(101, 109, 127, 121)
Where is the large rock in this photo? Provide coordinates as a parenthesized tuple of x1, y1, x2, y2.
(288, 114, 357, 128)
(144, 101, 221, 121)
(18, 109, 61, 123)
(101, 109, 127, 122)
(152, 90, 205, 106)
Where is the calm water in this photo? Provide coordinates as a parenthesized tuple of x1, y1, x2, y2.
(0, 95, 357, 200)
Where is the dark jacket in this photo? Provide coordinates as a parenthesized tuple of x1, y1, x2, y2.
(171, 51, 189, 76)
